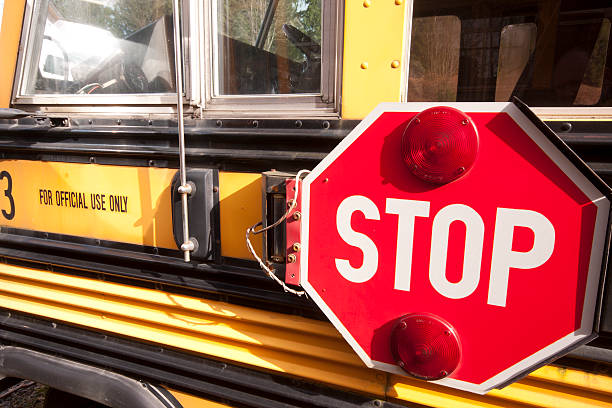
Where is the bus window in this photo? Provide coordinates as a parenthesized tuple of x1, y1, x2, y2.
(21, 0, 175, 95)
(408, 0, 612, 107)
(214, 0, 321, 95)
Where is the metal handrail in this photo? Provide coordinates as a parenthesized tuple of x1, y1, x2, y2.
(172, 0, 193, 262)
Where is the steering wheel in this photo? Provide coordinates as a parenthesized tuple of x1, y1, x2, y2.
(281, 24, 321, 93)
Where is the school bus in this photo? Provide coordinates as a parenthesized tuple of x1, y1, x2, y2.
(0, 0, 611, 407)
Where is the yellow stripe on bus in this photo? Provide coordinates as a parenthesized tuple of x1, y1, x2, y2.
(0, 262, 609, 407)
(0, 160, 264, 258)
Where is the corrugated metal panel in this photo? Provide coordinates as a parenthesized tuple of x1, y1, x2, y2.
(0, 263, 610, 407)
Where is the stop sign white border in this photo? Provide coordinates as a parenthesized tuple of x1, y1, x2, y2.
(300, 102, 610, 394)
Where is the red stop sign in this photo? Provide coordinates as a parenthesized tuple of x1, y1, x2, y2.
(299, 102, 611, 394)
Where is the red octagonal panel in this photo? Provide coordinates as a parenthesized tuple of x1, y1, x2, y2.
(299, 102, 610, 394)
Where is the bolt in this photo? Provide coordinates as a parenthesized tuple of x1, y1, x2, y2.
(399, 321, 407, 330)
(117, 119, 122, 125)
(88, 119, 93, 125)
(292, 211, 301, 220)
(287, 254, 297, 263)
(216, 120, 223, 127)
(456, 167, 465, 174)
(444, 330, 451, 336)
(440, 370, 448, 377)
(295, 120, 302, 128)
(292, 242, 301, 252)
(397, 361, 405, 368)
(252, 120, 259, 127)
(461, 119, 469, 125)
(414, 118, 421, 124)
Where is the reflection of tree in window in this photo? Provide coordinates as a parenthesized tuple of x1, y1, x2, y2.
(215, 0, 322, 95)
(217, 0, 320, 63)
(52, 0, 171, 38)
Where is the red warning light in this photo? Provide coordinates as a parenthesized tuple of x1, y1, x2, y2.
(402, 107, 478, 184)
(390, 313, 461, 381)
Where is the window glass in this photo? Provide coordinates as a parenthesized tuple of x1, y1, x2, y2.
(23, 0, 175, 95)
(408, 0, 612, 106)
(215, 0, 321, 95)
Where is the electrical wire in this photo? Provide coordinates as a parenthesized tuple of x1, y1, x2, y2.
(246, 170, 310, 296)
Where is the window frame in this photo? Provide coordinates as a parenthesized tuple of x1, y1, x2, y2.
(198, 0, 343, 118)
(12, 0, 196, 109)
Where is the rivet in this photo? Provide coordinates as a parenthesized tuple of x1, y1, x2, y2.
(117, 119, 122, 125)
(397, 361, 405, 368)
(213, 186, 219, 193)
(292, 243, 301, 252)
(414, 118, 420, 124)
(361, 62, 369, 69)
(292, 211, 301, 220)
(216, 120, 223, 127)
(395, 0, 403, 4)
(295, 120, 302, 128)
(462, 119, 469, 125)
(440, 370, 448, 377)
(363, 0, 371, 7)
(323, 178, 329, 183)
(391, 60, 400, 69)
(287, 254, 297, 263)
(399, 321, 407, 329)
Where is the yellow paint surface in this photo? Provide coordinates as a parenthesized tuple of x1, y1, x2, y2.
(0, 0, 26, 108)
(0, 160, 177, 248)
(341, 0, 408, 119)
(218, 172, 262, 258)
(168, 389, 232, 408)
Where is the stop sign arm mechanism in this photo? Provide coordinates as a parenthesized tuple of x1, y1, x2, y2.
(246, 169, 310, 297)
